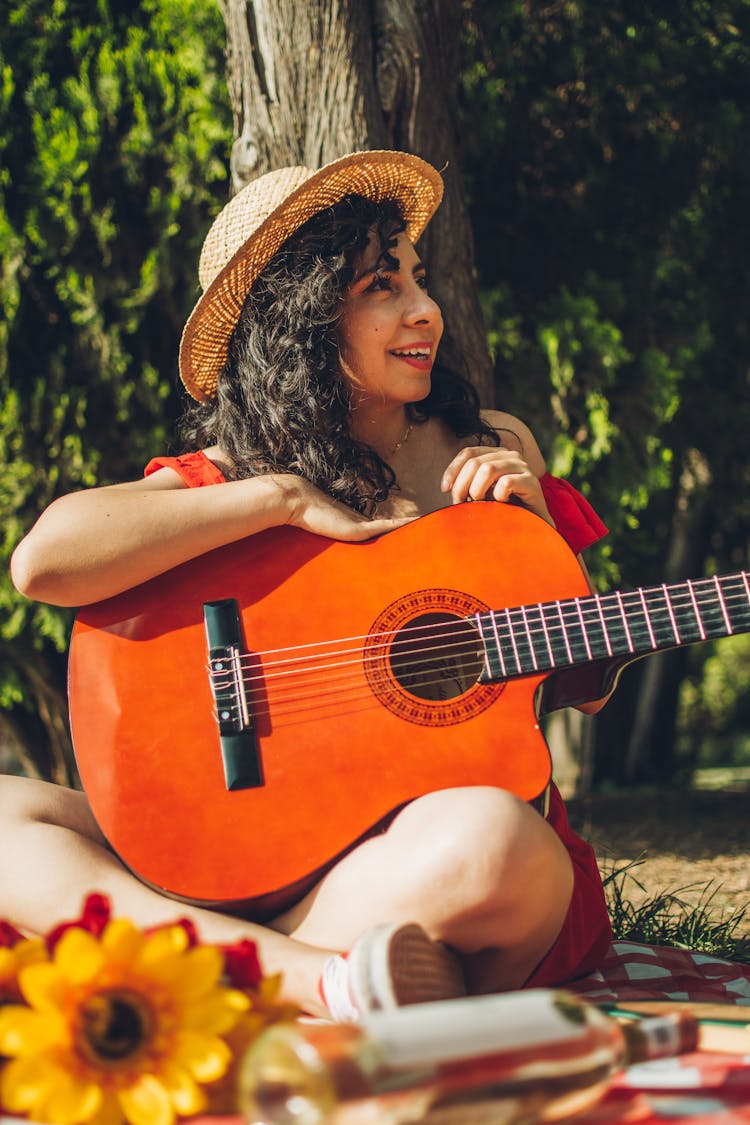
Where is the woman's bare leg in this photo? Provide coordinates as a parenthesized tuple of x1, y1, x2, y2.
(272, 786, 575, 992)
(2, 777, 573, 1007)
(0, 776, 331, 1014)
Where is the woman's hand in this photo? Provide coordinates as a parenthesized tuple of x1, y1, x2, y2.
(277, 475, 411, 541)
(441, 447, 554, 526)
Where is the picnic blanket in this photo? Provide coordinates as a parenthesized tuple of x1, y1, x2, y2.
(564, 941, 750, 1124)
(569, 941, 750, 1006)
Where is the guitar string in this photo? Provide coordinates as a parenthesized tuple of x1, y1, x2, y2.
(211, 597, 750, 716)
(214, 575, 750, 668)
(216, 582, 750, 687)
(209, 589, 750, 720)
(226, 577, 750, 670)
(214, 658, 489, 723)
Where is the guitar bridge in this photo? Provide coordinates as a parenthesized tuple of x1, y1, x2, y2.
(204, 599, 263, 791)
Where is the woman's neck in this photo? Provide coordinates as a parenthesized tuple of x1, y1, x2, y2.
(349, 405, 412, 460)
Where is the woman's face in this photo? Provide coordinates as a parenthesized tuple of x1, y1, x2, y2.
(337, 231, 443, 408)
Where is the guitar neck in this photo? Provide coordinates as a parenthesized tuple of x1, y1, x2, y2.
(478, 571, 750, 682)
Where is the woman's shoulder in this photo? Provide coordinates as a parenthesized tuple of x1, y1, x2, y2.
(480, 410, 547, 476)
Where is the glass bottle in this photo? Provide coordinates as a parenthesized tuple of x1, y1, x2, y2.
(238, 988, 698, 1125)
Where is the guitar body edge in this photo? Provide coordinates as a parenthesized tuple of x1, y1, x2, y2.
(69, 504, 588, 905)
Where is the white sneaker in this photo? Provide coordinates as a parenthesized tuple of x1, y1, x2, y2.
(320, 922, 465, 1022)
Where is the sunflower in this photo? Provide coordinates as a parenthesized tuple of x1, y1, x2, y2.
(0, 916, 250, 1125)
(0, 934, 46, 1004)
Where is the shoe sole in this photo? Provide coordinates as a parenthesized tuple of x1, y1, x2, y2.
(353, 922, 466, 1011)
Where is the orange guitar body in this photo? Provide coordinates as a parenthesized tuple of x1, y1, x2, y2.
(69, 502, 589, 907)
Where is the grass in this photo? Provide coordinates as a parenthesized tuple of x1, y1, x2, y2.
(603, 859, 750, 965)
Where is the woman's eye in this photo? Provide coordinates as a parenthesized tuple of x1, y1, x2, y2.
(416, 274, 429, 290)
(366, 272, 392, 292)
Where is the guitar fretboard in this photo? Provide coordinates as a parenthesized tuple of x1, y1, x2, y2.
(477, 572, 750, 682)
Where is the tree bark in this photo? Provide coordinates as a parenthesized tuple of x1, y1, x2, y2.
(218, 0, 494, 403)
(622, 449, 714, 783)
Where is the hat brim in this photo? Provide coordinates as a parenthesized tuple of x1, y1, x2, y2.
(179, 150, 444, 402)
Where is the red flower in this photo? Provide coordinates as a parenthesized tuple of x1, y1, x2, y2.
(44, 891, 111, 950)
(0, 921, 25, 949)
(223, 938, 264, 989)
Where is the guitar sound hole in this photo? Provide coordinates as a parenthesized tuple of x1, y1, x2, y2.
(389, 613, 484, 701)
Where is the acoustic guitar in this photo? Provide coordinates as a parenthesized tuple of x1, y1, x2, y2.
(68, 501, 750, 908)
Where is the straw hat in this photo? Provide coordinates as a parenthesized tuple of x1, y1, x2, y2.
(178, 150, 444, 401)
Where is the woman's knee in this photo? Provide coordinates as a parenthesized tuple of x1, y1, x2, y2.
(0, 774, 102, 840)
(388, 787, 574, 943)
(394, 787, 558, 882)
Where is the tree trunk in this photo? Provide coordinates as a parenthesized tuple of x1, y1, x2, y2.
(622, 449, 714, 783)
(218, 0, 494, 403)
(587, 448, 714, 789)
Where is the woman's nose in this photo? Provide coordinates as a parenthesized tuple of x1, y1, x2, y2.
(404, 287, 443, 328)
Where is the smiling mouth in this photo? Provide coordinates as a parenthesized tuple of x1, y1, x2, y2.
(390, 346, 433, 361)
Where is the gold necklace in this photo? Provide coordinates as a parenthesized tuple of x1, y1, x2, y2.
(390, 421, 413, 456)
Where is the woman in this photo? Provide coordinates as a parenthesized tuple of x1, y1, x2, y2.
(6, 151, 612, 1020)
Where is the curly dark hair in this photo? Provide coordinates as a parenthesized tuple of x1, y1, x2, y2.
(181, 193, 498, 514)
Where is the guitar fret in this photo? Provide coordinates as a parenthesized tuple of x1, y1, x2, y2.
(476, 569, 750, 686)
(615, 591, 635, 654)
(640, 587, 676, 647)
(537, 602, 556, 667)
(543, 602, 570, 667)
(686, 580, 706, 641)
(489, 610, 507, 678)
(719, 574, 750, 632)
(556, 602, 575, 664)
(505, 608, 523, 675)
(713, 575, 732, 634)
(693, 579, 734, 639)
(559, 601, 591, 662)
(594, 593, 613, 657)
(527, 603, 552, 670)
(619, 589, 655, 651)
(619, 591, 649, 651)
(662, 584, 681, 643)
(575, 598, 593, 661)
(672, 584, 703, 644)
(520, 604, 539, 671)
(577, 597, 609, 659)
(598, 593, 631, 654)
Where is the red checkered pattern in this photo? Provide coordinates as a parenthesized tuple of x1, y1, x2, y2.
(567, 940, 750, 1006)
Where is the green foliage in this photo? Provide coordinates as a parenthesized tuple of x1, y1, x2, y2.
(459, 1, 750, 773)
(604, 860, 750, 963)
(0, 0, 231, 778)
(677, 635, 750, 767)
(460, 0, 750, 576)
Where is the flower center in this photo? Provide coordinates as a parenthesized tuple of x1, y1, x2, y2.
(77, 988, 154, 1063)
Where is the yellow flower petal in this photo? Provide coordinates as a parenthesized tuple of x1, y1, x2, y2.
(159, 1060, 206, 1117)
(90, 1091, 125, 1125)
(118, 1074, 174, 1125)
(0, 1005, 65, 1054)
(41, 1068, 102, 1125)
(101, 918, 144, 963)
(172, 1029, 232, 1083)
(18, 961, 67, 1011)
(138, 926, 188, 970)
(1, 1055, 53, 1113)
(56, 928, 107, 983)
(182, 988, 247, 1035)
(171, 945, 224, 1002)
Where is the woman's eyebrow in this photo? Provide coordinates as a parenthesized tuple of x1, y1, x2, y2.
(352, 257, 425, 285)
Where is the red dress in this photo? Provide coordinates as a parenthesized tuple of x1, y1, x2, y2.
(145, 451, 613, 985)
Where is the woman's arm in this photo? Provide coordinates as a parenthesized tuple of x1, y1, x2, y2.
(11, 455, 408, 608)
(443, 411, 614, 712)
(440, 410, 553, 524)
